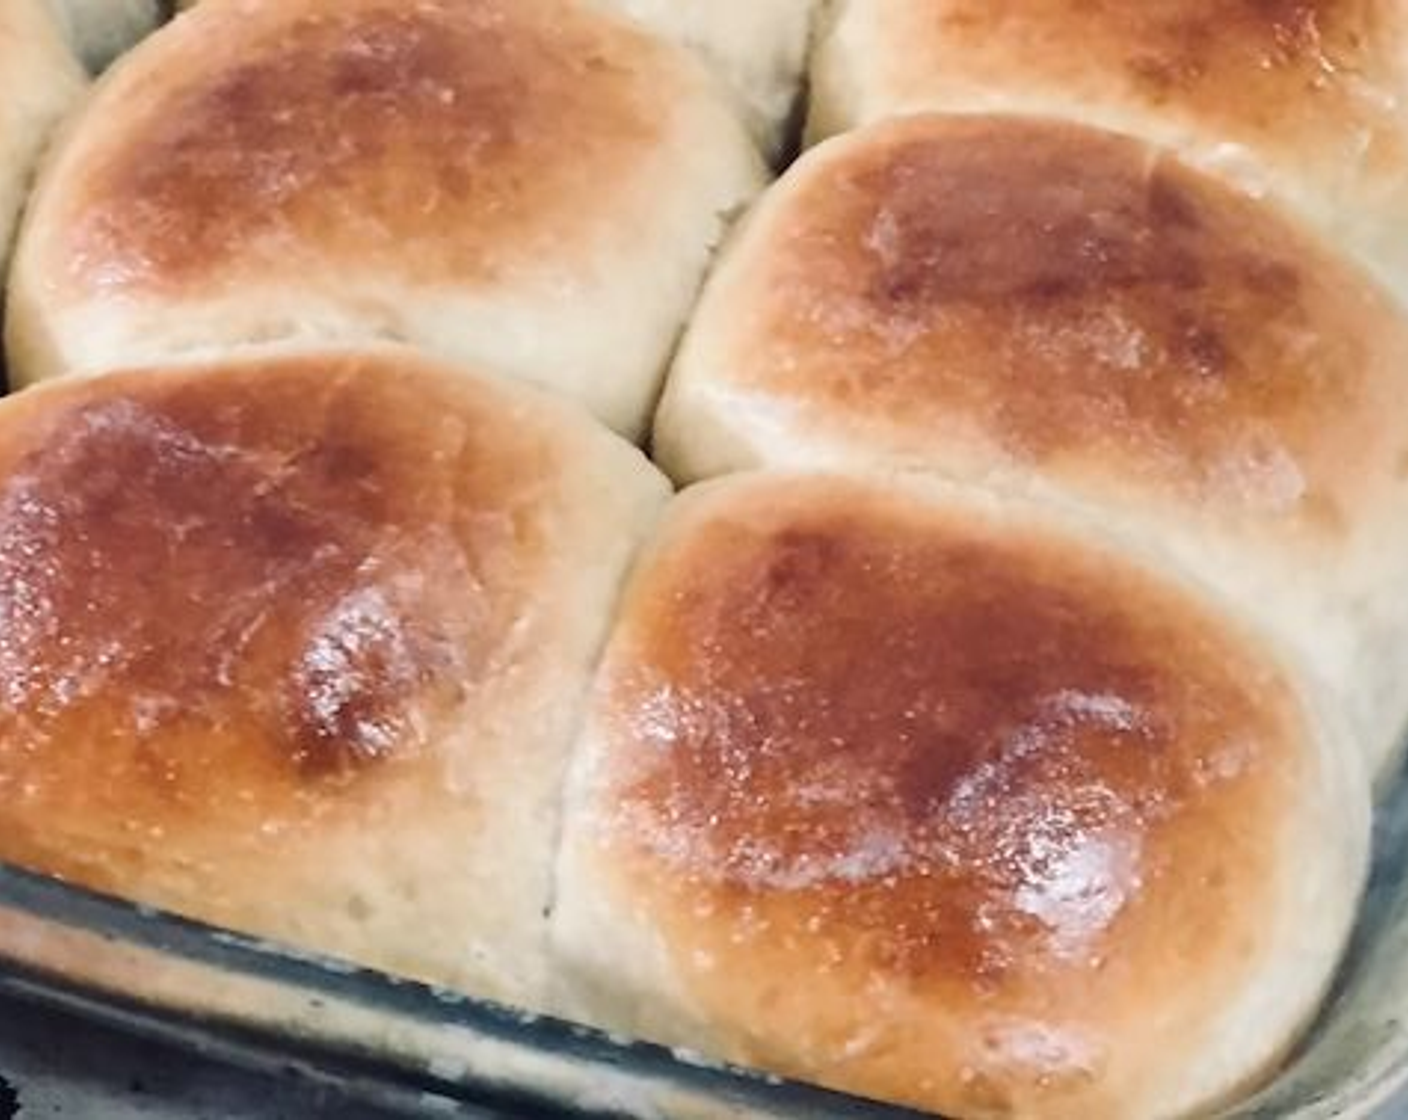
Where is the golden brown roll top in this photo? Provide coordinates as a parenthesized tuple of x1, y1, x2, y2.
(552, 472, 1367, 1119)
(5, 0, 765, 437)
(171, 0, 817, 157)
(809, 0, 1408, 297)
(0, 347, 670, 1009)
(0, 0, 85, 261)
(657, 113, 1408, 775)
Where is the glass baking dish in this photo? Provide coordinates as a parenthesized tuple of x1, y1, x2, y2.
(0, 753, 1402, 1118)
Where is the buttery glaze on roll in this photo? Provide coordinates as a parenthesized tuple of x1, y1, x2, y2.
(656, 114, 1408, 775)
(0, 0, 84, 261)
(809, 0, 1408, 297)
(0, 347, 669, 1010)
(6, 0, 764, 438)
(553, 472, 1368, 1120)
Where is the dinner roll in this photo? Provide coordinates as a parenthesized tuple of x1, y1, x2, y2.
(809, 0, 1408, 298)
(656, 114, 1408, 776)
(43, 0, 162, 71)
(0, 347, 669, 1010)
(589, 1, 817, 157)
(0, 0, 84, 262)
(553, 472, 1368, 1119)
(5, 0, 764, 439)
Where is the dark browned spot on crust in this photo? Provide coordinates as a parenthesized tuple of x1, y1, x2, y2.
(0, 394, 451, 779)
(607, 487, 1290, 978)
(1123, 0, 1339, 95)
(591, 479, 1301, 1100)
(859, 137, 1216, 311)
(63, 0, 664, 290)
(743, 117, 1377, 515)
(0, 358, 552, 839)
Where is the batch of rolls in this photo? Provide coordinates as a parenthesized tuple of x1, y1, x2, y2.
(1, 1, 1406, 1117)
